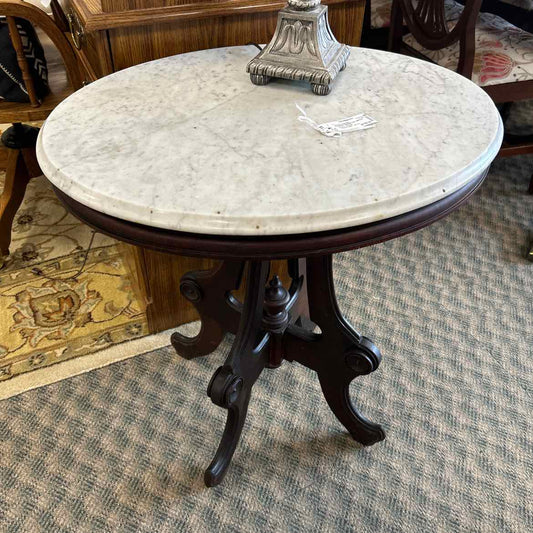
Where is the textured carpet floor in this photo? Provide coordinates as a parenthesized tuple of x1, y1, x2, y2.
(1, 120, 532, 531)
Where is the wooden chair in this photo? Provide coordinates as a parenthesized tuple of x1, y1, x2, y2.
(0, 0, 82, 267)
(388, 0, 533, 194)
(361, 0, 463, 49)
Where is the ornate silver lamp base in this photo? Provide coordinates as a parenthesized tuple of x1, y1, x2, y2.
(246, 1, 350, 95)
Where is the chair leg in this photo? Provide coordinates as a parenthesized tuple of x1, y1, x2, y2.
(21, 145, 42, 178)
(0, 148, 33, 267)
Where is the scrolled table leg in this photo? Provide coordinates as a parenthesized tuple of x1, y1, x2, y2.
(171, 260, 245, 359)
(318, 335, 384, 445)
(284, 254, 385, 445)
(204, 260, 271, 487)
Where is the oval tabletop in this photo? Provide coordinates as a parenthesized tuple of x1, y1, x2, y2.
(37, 46, 503, 237)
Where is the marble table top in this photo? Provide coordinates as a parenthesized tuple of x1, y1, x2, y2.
(37, 46, 503, 236)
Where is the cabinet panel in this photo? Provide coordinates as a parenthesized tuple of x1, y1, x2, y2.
(107, 1, 364, 70)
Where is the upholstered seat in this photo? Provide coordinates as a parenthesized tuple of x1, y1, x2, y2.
(404, 2, 533, 87)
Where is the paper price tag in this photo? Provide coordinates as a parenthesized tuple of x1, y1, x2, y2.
(296, 104, 377, 137)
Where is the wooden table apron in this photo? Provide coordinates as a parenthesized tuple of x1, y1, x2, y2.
(52, 171, 486, 487)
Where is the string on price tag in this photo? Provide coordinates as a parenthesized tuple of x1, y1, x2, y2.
(296, 104, 377, 137)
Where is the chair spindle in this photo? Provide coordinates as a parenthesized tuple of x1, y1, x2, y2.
(6, 14, 40, 107)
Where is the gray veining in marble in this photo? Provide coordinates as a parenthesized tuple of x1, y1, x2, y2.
(37, 46, 503, 236)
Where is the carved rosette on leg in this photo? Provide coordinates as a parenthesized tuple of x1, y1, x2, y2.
(246, 1, 350, 95)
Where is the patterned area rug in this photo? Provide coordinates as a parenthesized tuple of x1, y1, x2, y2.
(1, 107, 531, 531)
(0, 173, 149, 386)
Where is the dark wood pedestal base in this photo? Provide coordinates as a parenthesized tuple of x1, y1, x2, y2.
(171, 256, 385, 487)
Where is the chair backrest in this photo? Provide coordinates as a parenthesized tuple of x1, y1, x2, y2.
(389, 0, 483, 77)
(0, 0, 82, 108)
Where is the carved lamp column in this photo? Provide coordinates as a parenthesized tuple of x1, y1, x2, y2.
(246, 0, 350, 95)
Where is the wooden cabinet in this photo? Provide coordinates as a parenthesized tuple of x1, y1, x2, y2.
(57, 0, 366, 333)
(60, 0, 366, 79)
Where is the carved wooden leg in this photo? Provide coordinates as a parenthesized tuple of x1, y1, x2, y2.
(178, 256, 382, 486)
(284, 254, 385, 445)
(171, 260, 245, 359)
(204, 260, 271, 487)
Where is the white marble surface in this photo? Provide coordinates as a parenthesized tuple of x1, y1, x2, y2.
(37, 46, 503, 236)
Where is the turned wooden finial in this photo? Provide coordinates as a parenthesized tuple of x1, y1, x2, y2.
(263, 275, 290, 333)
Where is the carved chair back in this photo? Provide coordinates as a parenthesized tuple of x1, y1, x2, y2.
(389, 0, 483, 77)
